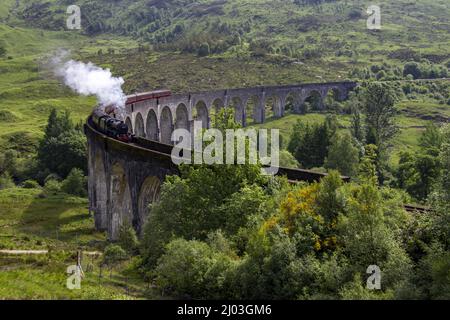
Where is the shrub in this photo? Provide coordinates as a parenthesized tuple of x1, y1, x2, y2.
(154, 238, 234, 299)
(337, 182, 413, 289)
(61, 168, 87, 197)
(22, 180, 41, 189)
(44, 173, 61, 183)
(43, 179, 61, 196)
(0, 150, 18, 177)
(0, 172, 15, 190)
(396, 243, 450, 299)
(279, 150, 300, 168)
(102, 244, 127, 267)
(348, 8, 363, 20)
(324, 132, 360, 176)
(339, 274, 393, 300)
(198, 42, 210, 57)
(118, 221, 139, 254)
(229, 233, 302, 300)
(141, 147, 267, 267)
(403, 62, 421, 79)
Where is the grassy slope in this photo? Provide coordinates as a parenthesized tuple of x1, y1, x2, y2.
(0, 187, 151, 299)
(0, 0, 448, 154)
(0, 25, 145, 298)
(0, 188, 102, 250)
(0, 24, 140, 152)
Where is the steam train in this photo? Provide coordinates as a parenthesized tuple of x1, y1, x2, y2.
(92, 109, 134, 143)
(91, 89, 171, 143)
(126, 89, 171, 106)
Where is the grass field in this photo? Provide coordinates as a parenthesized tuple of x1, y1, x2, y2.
(0, 187, 103, 250)
(0, 258, 145, 299)
(0, 187, 152, 299)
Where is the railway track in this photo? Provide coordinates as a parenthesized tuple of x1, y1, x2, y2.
(403, 204, 432, 213)
(88, 117, 432, 215)
(133, 136, 432, 214)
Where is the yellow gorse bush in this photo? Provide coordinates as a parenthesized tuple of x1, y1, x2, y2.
(260, 182, 339, 252)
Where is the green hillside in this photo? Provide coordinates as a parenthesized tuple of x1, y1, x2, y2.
(0, 0, 448, 162)
(0, 0, 449, 300)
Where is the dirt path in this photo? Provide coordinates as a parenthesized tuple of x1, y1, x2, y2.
(0, 250, 102, 255)
(0, 250, 48, 255)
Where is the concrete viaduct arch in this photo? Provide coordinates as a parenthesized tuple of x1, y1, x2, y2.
(86, 121, 179, 239)
(87, 81, 356, 240)
(127, 81, 356, 144)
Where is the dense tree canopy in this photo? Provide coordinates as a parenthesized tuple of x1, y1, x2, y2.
(37, 109, 87, 179)
(141, 112, 450, 300)
(287, 116, 338, 169)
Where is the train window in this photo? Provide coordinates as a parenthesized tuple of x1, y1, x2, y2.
(131, 104, 134, 112)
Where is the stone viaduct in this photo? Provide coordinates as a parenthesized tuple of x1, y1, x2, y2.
(85, 81, 357, 240)
(124, 81, 357, 143)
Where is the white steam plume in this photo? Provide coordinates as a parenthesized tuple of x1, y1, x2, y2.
(52, 51, 127, 117)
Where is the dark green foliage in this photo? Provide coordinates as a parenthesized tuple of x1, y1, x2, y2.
(141, 158, 450, 299)
(287, 116, 338, 169)
(315, 171, 345, 225)
(198, 42, 210, 57)
(337, 181, 412, 290)
(42, 179, 61, 196)
(324, 132, 360, 176)
(403, 62, 422, 79)
(352, 61, 447, 82)
(348, 8, 363, 20)
(397, 152, 440, 201)
(402, 61, 448, 80)
(118, 220, 139, 254)
(361, 82, 399, 152)
(141, 165, 267, 267)
(396, 124, 444, 201)
(0, 172, 14, 190)
(37, 109, 87, 179)
(61, 168, 87, 197)
(21, 179, 40, 189)
(350, 106, 366, 144)
(102, 244, 127, 267)
(0, 150, 18, 178)
(43, 109, 72, 141)
(397, 243, 450, 299)
(142, 110, 269, 267)
(228, 232, 302, 299)
(154, 238, 234, 299)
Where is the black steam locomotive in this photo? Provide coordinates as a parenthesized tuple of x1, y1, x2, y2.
(91, 90, 171, 143)
(91, 109, 134, 143)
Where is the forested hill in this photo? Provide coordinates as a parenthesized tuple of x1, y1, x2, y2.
(3, 0, 450, 62)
